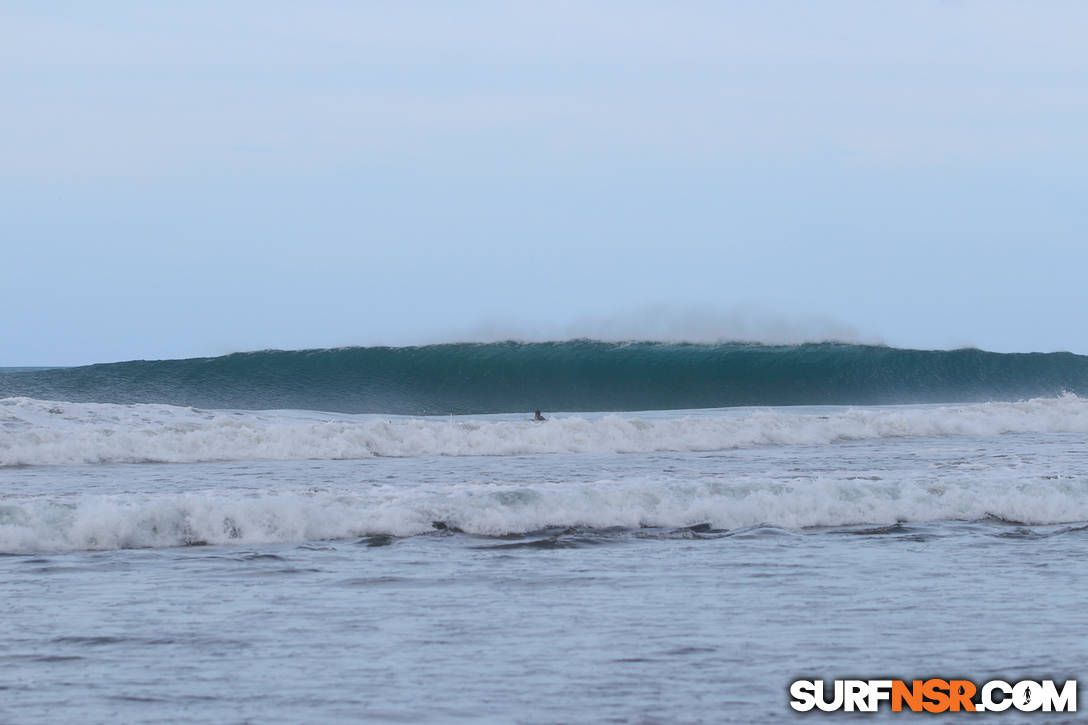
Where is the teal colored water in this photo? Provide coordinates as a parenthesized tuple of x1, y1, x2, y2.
(4, 340, 1088, 721)
(3, 341, 1087, 414)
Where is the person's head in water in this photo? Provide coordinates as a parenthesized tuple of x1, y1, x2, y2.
(533, 410, 545, 421)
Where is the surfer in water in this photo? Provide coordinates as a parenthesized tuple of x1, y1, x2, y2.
(532, 410, 546, 422)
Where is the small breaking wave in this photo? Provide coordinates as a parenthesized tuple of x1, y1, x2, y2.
(3, 473, 1088, 553)
(2, 395, 1088, 467)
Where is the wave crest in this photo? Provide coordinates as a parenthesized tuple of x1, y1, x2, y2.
(3, 341, 1088, 413)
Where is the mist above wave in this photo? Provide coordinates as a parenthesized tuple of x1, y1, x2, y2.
(451, 305, 879, 346)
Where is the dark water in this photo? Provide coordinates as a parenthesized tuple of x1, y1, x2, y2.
(3, 341, 1087, 414)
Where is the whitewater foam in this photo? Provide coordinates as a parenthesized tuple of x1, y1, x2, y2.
(3, 470, 1087, 553)
(3, 395, 1088, 467)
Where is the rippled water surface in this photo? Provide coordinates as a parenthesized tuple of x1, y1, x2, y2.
(3, 426, 1087, 723)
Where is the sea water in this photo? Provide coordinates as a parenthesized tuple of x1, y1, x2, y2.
(2, 398, 1087, 723)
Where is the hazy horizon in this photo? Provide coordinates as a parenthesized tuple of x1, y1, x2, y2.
(5, 2, 1088, 366)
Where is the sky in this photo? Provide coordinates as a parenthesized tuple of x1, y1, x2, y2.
(3, 1, 1088, 366)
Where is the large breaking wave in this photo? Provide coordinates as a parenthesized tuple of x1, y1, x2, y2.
(4, 341, 1088, 414)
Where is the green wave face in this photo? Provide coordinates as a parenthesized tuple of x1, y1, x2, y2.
(3, 341, 1087, 414)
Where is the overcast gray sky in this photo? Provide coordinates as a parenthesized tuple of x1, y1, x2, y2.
(3, 1, 1087, 365)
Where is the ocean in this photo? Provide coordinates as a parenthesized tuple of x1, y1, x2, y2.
(2, 341, 1087, 723)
